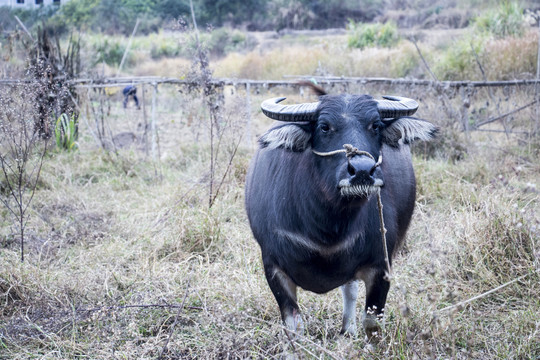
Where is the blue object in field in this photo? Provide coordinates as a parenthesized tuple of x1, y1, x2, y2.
(123, 85, 140, 109)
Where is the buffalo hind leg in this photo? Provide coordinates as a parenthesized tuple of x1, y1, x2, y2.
(263, 263, 303, 335)
(358, 268, 390, 342)
(340, 280, 359, 336)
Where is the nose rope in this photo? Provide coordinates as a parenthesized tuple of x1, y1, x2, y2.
(313, 144, 391, 282)
(376, 188, 392, 282)
(312, 144, 383, 168)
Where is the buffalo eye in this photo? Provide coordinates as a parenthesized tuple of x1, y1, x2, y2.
(319, 123, 331, 133)
(370, 121, 383, 132)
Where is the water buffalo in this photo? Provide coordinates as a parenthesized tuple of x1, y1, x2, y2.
(245, 84, 437, 340)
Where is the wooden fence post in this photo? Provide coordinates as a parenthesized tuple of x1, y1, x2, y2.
(460, 86, 471, 139)
(246, 82, 253, 149)
(535, 18, 540, 134)
(151, 82, 158, 161)
(141, 84, 149, 155)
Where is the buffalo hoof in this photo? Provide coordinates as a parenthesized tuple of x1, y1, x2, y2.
(284, 309, 304, 338)
(362, 311, 383, 343)
(340, 318, 357, 337)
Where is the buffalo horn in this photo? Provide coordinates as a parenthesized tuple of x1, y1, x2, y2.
(261, 97, 319, 122)
(376, 96, 418, 119)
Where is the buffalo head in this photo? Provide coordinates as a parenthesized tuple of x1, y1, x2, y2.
(258, 92, 437, 202)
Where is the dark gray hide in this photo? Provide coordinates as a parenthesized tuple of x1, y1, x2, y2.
(245, 93, 437, 339)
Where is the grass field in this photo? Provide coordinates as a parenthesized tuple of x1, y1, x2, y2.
(1, 82, 539, 358)
(1, 13, 540, 358)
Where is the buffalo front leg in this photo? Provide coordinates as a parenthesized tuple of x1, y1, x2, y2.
(358, 268, 390, 342)
(263, 262, 303, 335)
(340, 280, 359, 336)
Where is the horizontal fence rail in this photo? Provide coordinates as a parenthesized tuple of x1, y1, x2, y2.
(1, 76, 540, 89)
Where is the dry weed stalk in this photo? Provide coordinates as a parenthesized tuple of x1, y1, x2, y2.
(0, 85, 49, 262)
(180, 3, 245, 209)
(82, 85, 116, 151)
(158, 273, 191, 359)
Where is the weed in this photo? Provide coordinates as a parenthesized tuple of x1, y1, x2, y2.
(481, 29, 539, 80)
(434, 28, 538, 81)
(455, 191, 538, 291)
(55, 113, 79, 151)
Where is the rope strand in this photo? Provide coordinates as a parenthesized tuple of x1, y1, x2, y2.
(377, 188, 392, 282)
(313, 143, 390, 281)
(312, 144, 375, 160)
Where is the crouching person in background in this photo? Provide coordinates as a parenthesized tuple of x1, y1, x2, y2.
(123, 85, 140, 109)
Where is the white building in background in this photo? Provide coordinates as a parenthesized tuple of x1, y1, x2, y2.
(0, 0, 70, 7)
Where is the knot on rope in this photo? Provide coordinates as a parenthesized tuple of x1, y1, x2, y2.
(312, 144, 383, 169)
(342, 144, 374, 161)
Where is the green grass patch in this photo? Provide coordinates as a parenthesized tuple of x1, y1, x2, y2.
(347, 20, 400, 49)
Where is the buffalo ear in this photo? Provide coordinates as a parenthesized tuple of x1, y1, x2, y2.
(381, 117, 438, 147)
(258, 122, 312, 152)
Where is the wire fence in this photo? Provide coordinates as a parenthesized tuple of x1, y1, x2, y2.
(1, 75, 539, 158)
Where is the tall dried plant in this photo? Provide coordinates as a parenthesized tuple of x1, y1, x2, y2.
(0, 84, 49, 262)
(182, 1, 244, 208)
(24, 26, 80, 139)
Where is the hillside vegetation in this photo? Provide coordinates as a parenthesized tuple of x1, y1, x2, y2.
(2, 0, 538, 82)
(3, 0, 537, 34)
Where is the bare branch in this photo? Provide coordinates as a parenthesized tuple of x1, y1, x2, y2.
(409, 36, 438, 81)
(77, 303, 202, 313)
(13, 16, 34, 42)
(158, 276, 192, 359)
(209, 134, 242, 208)
(438, 271, 536, 313)
(475, 99, 539, 127)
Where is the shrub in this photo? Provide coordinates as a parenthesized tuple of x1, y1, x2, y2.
(434, 29, 538, 81)
(92, 38, 131, 67)
(0, 5, 60, 32)
(347, 20, 400, 49)
(474, 0, 526, 38)
(205, 28, 231, 57)
(433, 36, 485, 80)
(150, 39, 181, 59)
(202, 28, 258, 58)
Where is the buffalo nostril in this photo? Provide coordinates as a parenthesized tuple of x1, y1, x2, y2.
(347, 162, 356, 176)
(347, 156, 375, 178)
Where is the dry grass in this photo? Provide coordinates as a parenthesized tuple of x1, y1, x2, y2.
(2, 24, 540, 358)
(431, 29, 539, 81)
(481, 29, 539, 80)
(1, 82, 539, 359)
(83, 25, 537, 83)
(213, 28, 538, 81)
(213, 46, 327, 80)
(212, 41, 421, 80)
(134, 57, 193, 77)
